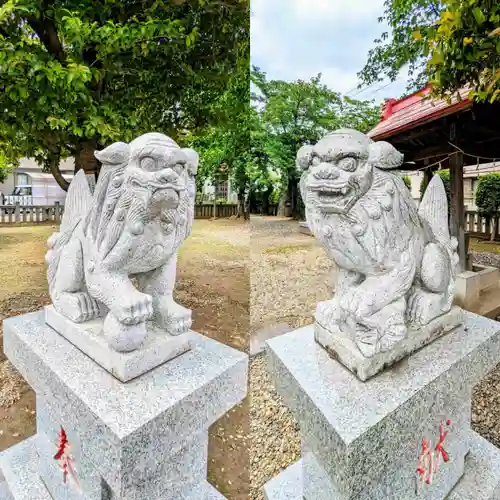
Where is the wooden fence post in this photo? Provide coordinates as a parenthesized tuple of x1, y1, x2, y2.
(55, 202, 61, 224)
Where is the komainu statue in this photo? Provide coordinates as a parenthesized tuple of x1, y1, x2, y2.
(298, 129, 461, 370)
(45, 133, 197, 352)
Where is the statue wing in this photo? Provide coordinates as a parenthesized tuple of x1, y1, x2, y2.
(60, 169, 93, 234)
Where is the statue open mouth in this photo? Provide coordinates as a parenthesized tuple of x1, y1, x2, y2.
(130, 178, 186, 194)
(308, 183, 354, 213)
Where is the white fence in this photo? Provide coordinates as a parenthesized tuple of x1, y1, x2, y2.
(0, 202, 63, 224)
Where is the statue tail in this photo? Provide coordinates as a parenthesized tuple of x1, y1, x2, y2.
(418, 174, 452, 247)
(45, 170, 93, 292)
(418, 174, 459, 308)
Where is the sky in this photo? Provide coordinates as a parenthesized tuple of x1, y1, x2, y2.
(251, 0, 410, 104)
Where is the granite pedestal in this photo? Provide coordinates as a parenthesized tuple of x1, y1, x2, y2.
(263, 312, 500, 500)
(0, 310, 248, 500)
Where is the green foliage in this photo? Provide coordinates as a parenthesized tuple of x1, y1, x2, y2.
(0, 147, 19, 183)
(419, 170, 451, 208)
(359, 0, 445, 93)
(184, 21, 250, 209)
(250, 67, 380, 216)
(476, 173, 500, 218)
(402, 175, 412, 190)
(0, 0, 248, 183)
(426, 0, 500, 102)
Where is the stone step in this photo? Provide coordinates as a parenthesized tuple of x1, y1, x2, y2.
(263, 460, 303, 500)
(477, 282, 500, 319)
(448, 431, 500, 499)
(263, 432, 500, 500)
(0, 437, 52, 500)
(0, 436, 225, 500)
(188, 481, 226, 499)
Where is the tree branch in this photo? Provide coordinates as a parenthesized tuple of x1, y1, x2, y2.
(25, 12, 64, 61)
(47, 157, 70, 191)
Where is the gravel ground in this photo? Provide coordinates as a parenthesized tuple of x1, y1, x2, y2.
(249, 355, 300, 500)
(470, 250, 500, 268)
(250, 216, 334, 333)
(471, 249, 500, 450)
(249, 216, 331, 499)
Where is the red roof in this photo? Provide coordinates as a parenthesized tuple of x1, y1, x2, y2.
(367, 85, 472, 140)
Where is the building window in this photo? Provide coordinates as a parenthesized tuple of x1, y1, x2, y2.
(216, 180, 228, 199)
(16, 173, 29, 186)
(472, 179, 478, 194)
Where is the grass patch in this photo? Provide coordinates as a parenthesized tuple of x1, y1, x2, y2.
(469, 237, 500, 255)
(0, 225, 53, 301)
(264, 243, 311, 255)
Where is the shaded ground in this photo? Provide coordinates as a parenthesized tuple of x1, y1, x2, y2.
(0, 219, 249, 499)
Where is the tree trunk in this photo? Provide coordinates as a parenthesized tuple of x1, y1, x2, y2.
(243, 190, 250, 220)
(237, 187, 245, 218)
(48, 157, 70, 192)
(491, 218, 498, 242)
(75, 139, 100, 175)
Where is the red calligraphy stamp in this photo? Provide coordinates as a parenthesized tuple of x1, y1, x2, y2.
(54, 427, 81, 490)
(416, 420, 452, 486)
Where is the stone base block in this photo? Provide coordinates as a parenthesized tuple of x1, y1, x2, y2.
(0, 437, 225, 500)
(45, 305, 191, 382)
(315, 305, 463, 381)
(2, 310, 248, 500)
(263, 432, 500, 500)
(266, 312, 500, 500)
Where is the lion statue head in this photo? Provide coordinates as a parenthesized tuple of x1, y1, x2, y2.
(84, 133, 198, 266)
(297, 129, 404, 216)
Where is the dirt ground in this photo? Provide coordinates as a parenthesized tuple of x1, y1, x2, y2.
(0, 219, 249, 499)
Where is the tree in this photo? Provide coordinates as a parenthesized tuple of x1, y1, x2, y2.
(476, 173, 500, 241)
(402, 175, 412, 190)
(425, 0, 500, 103)
(184, 22, 250, 218)
(251, 68, 380, 217)
(0, 0, 248, 190)
(359, 0, 445, 93)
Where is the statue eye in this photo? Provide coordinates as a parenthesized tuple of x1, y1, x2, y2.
(140, 156, 159, 171)
(338, 157, 358, 172)
(311, 156, 321, 166)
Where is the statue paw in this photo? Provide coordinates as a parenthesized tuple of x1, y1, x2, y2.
(155, 297, 192, 335)
(55, 292, 100, 323)
(407, 288, 442, 326)
(339, 287, 375, 320)
(114, 291, 153, 325)
(104, 313, 147, 352)
(315, 299, 344, 326)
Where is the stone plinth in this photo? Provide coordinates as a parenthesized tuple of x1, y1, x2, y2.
(45, 305, 191, 382)
(263, 312, 500, 500)
(315, 306, 463, 381)
(0, 310, 248, 500)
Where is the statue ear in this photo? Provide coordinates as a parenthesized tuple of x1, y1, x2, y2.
(296, 145, 314, 171)
(368, 141, 404, 170)
(181, 148, 199, 176)
(94, 142, 130, 165)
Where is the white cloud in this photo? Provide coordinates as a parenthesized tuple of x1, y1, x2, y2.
(250, 0, 411, 103)
(292, 0, 385, 22)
